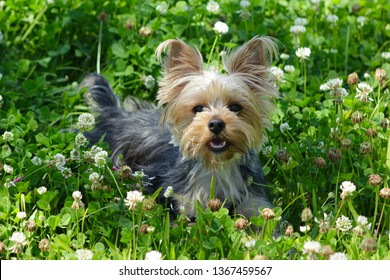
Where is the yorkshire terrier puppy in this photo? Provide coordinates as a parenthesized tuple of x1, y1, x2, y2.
(82, 36, 278, 220)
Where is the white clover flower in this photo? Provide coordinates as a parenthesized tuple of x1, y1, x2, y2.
(77, 113, 95, 131)
(89, 172, 100, 182)
(4, 179, 16, 188)
(213, 21, 229, 34)
(37, 186, 47, 195)
(240, 0, 251, 9)
(124, 190, 145, 210)
(238, 9, 251, 20)
(31, 156, 43, 166)
(355, 82, 374, 102)
(363, 72, 370, 79)
(156, 2, 169, 14)
(280, 53, 289, 60)
(94, 150, 108, 168)
(320, 84, 329, 91)
(284, 65, 295, 73)
(299, 224, 311, 233)
(357, 16, 366, 26)
(9, 231, 26, 243)
(71, 191, 84, 209)
(335, 215, 352, 232)
(290, 25, 306, 34)
(269, 66, 284, 82)
(163, 186, 174, 198)
(353, 215, 372, 236)
(72, 190, 83, 201)
(139, 26, 152, 37)
(76, 249, 93, 260)
(60, 167, 72, 179)
(70, 148, 80, 161)
(244, 239, 256, 248)
(320, 78, 348, 99)
(206, 1, 220, 14)
(8, 231, 27, 253)
(143, 75, 156, 89)
(147, 226, 155, 233)
(340, 181, 356, 198)
(302, 241, 321, 255)
(133, 170, 145, 179)
(53, 153, 66, 170)
(357, 215, 371, 229)
(381, 52, 390, 60)
(280, 122, 290, 133)
(332, 88, 348, 98)
(75, 133, 88, 147)
(145, 250, 163, 260)
(294, 17, 308, 26)
(327, 14, 339, 25)
(262, 145, 272, 156)
(3, 164, 13, 174)
(16, 211, 27, 219)
(2, 131, 14, 142)
(296, 47, 311, 60)
(83, 145, 104, 162)
(320, 78, 342, 91)
(356, 215, 368, 226)
(330, 252, 348, 260)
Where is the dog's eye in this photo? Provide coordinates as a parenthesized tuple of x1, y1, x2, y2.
(228, 104, 242, 113)
(192, 105, 204, 114)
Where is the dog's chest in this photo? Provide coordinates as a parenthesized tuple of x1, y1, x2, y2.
(173, 162, 250, 217)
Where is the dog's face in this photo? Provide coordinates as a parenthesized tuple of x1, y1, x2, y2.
(156, 37, 278, 168)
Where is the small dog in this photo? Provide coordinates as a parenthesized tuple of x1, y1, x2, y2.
(82, 36, 278, 220)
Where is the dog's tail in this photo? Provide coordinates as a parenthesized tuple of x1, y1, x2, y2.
(80, 73, 123, 117)
(81, 73, 154, 115)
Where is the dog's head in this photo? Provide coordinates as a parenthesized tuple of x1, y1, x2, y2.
(156, 37, 278, 168)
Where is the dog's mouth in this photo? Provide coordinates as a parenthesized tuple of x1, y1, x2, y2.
(209, 138, 228, 153)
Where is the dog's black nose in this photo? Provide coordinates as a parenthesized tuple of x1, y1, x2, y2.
(208, 119, 225, 134)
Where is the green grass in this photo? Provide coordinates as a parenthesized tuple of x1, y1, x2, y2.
(0, 0, 390, 260)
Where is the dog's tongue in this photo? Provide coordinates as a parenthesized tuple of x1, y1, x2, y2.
(210, 139, 226, 149)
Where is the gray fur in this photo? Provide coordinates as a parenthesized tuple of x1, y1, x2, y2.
(82, 73, 272, 219)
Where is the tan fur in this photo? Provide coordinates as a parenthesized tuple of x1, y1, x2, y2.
(156, 36, 278, 170)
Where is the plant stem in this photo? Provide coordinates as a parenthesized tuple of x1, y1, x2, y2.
(376, 202, 386, 237)
(97, 20, 103, 74)
(207, 34, 219, 66)
(303, 61, 307, 96)
(346, 198, 359, 221)
(344, 25, 350, 75)
(106, 164, 123, 199)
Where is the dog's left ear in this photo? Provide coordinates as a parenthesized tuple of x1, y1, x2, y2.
(156, 39, 203, 74)
(224, 36, 278, 82)
(156, 39, 204, 107)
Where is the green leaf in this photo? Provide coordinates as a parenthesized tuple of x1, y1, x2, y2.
(27, 117, 38, 131)
(60, 213, 71, 226)
(17, 59, 30, 73)
(111, 42, 128, 59)
(48, 215, 61, 230)
(48, 44, 70, 57)
(35, 132, 51, 147)
(35, 57, 52, 68)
